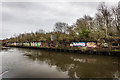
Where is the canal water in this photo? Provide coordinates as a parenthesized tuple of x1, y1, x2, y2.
(0, 47, 119, 78)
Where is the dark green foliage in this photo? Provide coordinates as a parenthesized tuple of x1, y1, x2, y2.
(79, 28, 90, 38)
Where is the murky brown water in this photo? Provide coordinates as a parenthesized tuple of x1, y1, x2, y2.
(0, 47, 119, 78)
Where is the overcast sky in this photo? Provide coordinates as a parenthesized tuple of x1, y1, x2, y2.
(1, 0, 119, 40)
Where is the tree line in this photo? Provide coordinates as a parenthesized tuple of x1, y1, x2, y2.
(4, 2, 120, 43)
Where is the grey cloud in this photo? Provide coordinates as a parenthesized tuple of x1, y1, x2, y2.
(2, 2, 118, 39)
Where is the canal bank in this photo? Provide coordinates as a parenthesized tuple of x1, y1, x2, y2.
(5, 45, 120, 56)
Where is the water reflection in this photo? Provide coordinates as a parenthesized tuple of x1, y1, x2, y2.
(21, 48, 119, 78)
(1, 48, 119, 78)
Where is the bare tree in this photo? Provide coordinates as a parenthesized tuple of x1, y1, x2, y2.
(117, 1, 120, 34)
(98, 2, 112, 38)
(75, 15, 93, 33)
(54, 22, 68, 33)
(35, 29, 45, 34)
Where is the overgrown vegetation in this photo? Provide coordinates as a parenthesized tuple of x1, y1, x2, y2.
(4, 2, 120, 43)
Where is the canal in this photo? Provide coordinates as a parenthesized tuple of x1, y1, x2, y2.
(0, 47, 119, 78)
